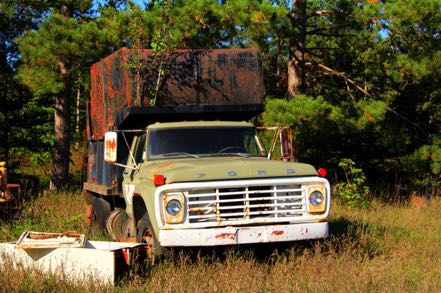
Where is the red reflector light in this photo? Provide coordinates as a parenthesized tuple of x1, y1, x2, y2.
(153, 175, 166, 186)
(317, 168, 327, 177)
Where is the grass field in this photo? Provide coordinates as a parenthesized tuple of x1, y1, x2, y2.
(1, 191, 440, 292)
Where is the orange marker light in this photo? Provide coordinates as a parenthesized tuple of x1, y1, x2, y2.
(317, 168, 327, 177)
(153, 175, 166, 186)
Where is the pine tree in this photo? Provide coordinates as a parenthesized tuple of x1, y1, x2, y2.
(18, 1, 127, 190)
(0, 1, 47, 161)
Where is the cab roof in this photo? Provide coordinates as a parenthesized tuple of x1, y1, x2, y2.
(147, 121, 254, 130)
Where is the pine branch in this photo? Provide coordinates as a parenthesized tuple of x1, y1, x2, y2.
(313, 63, 429, 137)
(308, 9, 335, 18)
(306, 47, 339, 51)
(385, 106, 429, 138)
(316, 63, 370, 96)
(308, 31, 353, 38)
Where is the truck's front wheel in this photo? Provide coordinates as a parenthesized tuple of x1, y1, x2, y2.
(137, 214, 162, 265)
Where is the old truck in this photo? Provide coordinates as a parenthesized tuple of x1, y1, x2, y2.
(83, 48, 330, 260)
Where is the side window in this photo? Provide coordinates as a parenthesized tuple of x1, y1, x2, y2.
(244, 134, 257, 154)
(134, 133, 146, 164)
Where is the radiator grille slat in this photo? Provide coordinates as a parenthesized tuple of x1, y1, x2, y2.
(186, 184, 305, 224)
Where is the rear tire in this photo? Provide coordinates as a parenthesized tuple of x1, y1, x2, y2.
(106, 208, 131, 241)
(91, 197, 111, 230)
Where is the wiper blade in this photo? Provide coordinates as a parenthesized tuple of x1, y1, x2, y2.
(161, 152, 200, 158)
(215, 153, 250, 158)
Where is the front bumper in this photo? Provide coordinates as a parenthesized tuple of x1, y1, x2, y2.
(158, 222, 328, 247)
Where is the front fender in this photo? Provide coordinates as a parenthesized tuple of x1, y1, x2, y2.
(137, 181, 160, 237)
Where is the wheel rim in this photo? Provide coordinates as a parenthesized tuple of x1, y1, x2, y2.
(141, 227, 157, 265)
(106, 208, 131, 241)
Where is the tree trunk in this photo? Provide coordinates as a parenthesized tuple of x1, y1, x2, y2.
(49, 5, 72, 191)
(76, 86, 80, 135)
(288, 0, 307, 98)
(3, 102, 8, 161)
(75, 85, 81, 149)
(0, 48, 9, 161)
(49, 85, 71, 191)
(0, 92, 8, 161)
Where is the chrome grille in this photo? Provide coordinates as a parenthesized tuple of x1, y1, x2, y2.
(186, 184, 305, 224)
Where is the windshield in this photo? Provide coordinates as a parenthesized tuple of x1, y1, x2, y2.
(148, 126, 266, 159)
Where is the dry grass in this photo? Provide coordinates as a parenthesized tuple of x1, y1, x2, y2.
(0, 191, 110, 243)
(1, 191, 441, 292)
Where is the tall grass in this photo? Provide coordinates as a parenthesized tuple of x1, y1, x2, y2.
(1, 191, 441, 292)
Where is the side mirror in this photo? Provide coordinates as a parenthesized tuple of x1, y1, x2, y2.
(279, 128, 293, 160)
(104, 132, 118, 163)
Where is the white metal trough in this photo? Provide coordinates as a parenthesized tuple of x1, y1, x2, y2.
(0, 231, 145, 284)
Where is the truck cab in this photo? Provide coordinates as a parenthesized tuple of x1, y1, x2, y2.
(106, 121, 329, 256)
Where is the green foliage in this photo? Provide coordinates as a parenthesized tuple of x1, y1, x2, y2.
(0, 0, 438, 195)
(353, 100, 387, 129)
(262, 0, 440, 195)
(0, 1, 47, 161)
(15, 2, 129, 187)
(336, 159, 370, 208)
(0, 191, 112, 243)
(262, 97, 388, 167)
(398, 135, 441, 191)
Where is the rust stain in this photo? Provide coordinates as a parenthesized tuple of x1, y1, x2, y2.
(105, 138, 116, 151)
(162, 192, 168, 208)
(189, 207, 216, 215)
(215, 233, 236, 240)
(89, 48, 264, 139)
(152, 162, 173, 172)
(410, 194, 427, 207)
(272, 230, 284, 236)
(119, 236, 136, 243)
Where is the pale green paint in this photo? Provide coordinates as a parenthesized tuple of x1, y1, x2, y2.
(123, 122, 320, 238)
(140, 157, 317, 183)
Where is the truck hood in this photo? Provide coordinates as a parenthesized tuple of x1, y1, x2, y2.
(141, 157, 318, 183)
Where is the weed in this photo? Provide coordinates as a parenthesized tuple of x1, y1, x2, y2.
(336, 158, 370, 208)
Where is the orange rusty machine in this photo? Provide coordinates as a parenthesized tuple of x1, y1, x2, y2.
(0, 161, 22, 221)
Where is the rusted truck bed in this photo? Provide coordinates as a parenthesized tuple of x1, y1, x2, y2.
(87, 48, 265, 139)
(85, 48, 265, 196)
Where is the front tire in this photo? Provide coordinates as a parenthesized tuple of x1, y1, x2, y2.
(137, 214, 162, 265)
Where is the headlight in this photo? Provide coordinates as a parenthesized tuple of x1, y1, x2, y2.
(309, 191, 324, 206)
(162, 192, 185, 224)
(166, 199, 182, 216)
(307, 185, 327, 213)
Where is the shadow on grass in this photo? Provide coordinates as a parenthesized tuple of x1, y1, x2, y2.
(130, 216, 386, 278)
(325, 217, 385, 258)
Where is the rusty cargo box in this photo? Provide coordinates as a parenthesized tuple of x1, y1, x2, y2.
(85, 48, 265, 195)
(88, 48, 265, 139)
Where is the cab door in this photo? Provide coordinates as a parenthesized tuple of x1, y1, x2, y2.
(122, 133, 147, 183)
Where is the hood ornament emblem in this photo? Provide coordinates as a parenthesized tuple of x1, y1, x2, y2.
(228, 171, 237, 177)
(257, 169, 267, 176)
(286, 169, 295, 174)
(195, 172, 206, 178)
